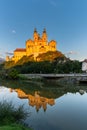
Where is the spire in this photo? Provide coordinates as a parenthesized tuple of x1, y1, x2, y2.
(42, 28, 47, 42)
(43, 28, 46, 33)
(34, 28, 37, 33)
(33, 28, 39, 41)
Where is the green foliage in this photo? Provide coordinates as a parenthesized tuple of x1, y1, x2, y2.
(14, 61, 54, 74)
(0, 68, 19, 80)
(4, 61, 15, 69)
(55, 60, 82, 73)
(0, 124, 32, 130)
(0, 101, 29, 125)
(13, 59, 82, 74)
(2, 51, 82, 74)
(7, 69, 19, 79)
(0, 63, 4, 70)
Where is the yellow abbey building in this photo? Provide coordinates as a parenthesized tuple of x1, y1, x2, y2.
(6, 28, 57, 62)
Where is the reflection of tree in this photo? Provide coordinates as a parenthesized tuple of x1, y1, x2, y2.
(3, 79, 80, 99)
(3, 79, 87, 113)
(12, 89, 55, 112)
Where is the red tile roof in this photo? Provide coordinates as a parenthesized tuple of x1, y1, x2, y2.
(14, 48, 26, 52)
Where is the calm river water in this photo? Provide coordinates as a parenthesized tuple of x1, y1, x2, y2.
(0, 80, 87, 130)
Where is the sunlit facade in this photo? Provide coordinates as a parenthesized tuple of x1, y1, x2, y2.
(6, 28, 57, 62)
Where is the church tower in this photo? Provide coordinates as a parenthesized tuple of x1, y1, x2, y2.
(33, 28, 39, 42)
(42, 28, 48, 42)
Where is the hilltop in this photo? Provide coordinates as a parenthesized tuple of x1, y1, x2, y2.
(0, 50, 81, 75)
(4, 50, 66, 69)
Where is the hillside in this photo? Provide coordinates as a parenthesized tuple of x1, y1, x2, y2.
(0, 58, 5, 64)
(36, 51, 65, 61)
(4, 51, 66, 69)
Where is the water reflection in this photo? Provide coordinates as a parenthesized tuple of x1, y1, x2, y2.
(10, 88, 55, 112)
(0, 85, 87, 113)
(0, 82, 87, 130)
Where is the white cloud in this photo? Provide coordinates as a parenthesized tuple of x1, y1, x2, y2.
(65, 51, 78, 59)
(0, 53, 4, 58)
(12, 30, 16, 34)
(5, 52, 13, 55)
(68, 51, 78, 55)
(65, 51, 78, 55)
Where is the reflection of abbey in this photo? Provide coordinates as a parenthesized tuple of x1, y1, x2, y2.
(6, 28, 57, 62)
(10, 88, 55, 112)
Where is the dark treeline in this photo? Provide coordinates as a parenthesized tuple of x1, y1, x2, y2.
(13, 60, 82, 74)
(2, 51, 82, 74)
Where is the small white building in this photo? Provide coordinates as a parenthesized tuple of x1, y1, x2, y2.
(82, 59, 87, 72)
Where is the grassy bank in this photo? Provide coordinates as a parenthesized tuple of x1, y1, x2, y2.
(0, 124, 32, 130)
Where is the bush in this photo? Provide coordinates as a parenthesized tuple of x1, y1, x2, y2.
(7, 69, 19, 79)
(0, 101, 29, 125)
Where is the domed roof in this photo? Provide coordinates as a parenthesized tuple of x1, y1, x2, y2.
(26, 39, 34, 45)
(49, 40, 56, 46)
(26, 39, 33, 42)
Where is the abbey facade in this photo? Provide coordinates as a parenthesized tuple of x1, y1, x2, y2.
(6, 28, 57, 62)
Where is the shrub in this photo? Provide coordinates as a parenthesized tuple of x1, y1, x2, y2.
(7, 69, 19, 79)
(0, 101, 29, 125)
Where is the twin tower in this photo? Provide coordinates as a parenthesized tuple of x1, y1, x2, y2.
(6, 28, 57, 62)
(33, 28, 48, 42)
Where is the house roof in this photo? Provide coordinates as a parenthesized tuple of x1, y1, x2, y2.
(14, 48, 26, 52)
(83, 59, 87, 63)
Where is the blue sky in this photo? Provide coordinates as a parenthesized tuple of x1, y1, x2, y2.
(0, 0, 87, 61)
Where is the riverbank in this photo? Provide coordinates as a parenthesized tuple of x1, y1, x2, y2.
(20, 73, 87, 85)
(0, 124, 32, 130)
